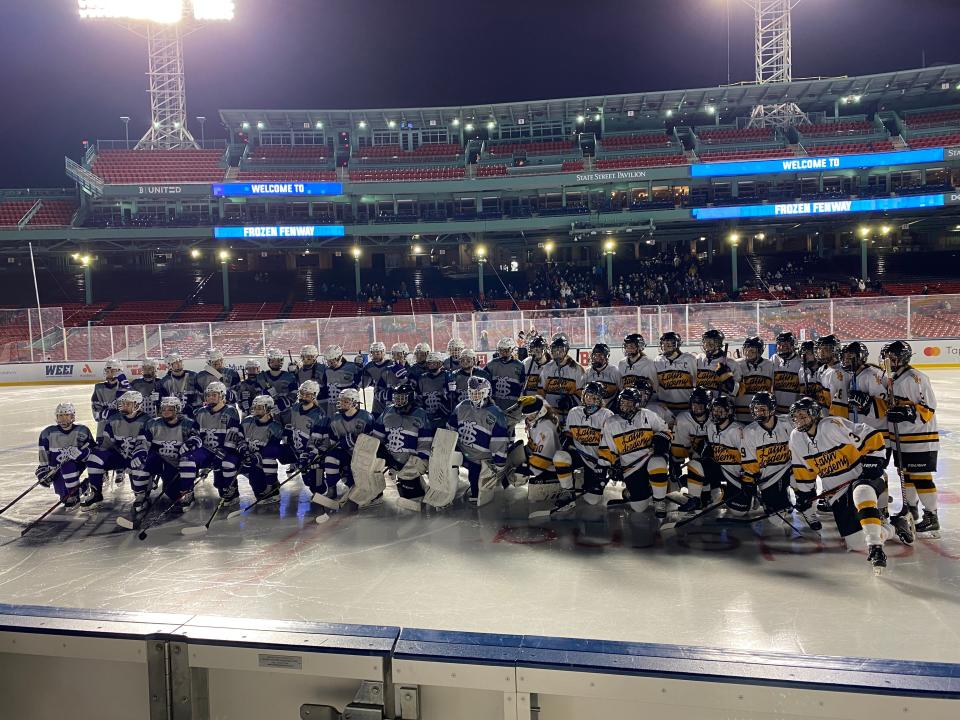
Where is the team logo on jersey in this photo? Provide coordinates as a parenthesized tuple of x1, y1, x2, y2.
(570, 426, 602, 446)
(711, 445, 742, 465)
(158, 440, 180, 459)
(458, 421, 480, 445)
(696, 369, 720, 390)
(613, 428, 654, 454)
(494, 376, 514, 399)
(742, 375, 774, 393)
(424, 393, 443, 413)
(773, 371, 800, 392)
(386, 428, 406, 454)
(657, 370, 694, 389)
(544, 377, 577, 394)
(756, 442, 790, 468)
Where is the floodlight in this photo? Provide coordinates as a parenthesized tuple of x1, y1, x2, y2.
(256, 121, 264, 130)
(190, 248, 201, 259)
(665, 109, 673, 117)
(71, 253, 80, 260)
(464, 123, 474, 132)
(218, 250, 230, 261)
(603, 240, 616, 253)
(486, 121, 496, 130)
(388, 120, 396, 128)
(576, 115, 585, 123)
(191, 0, 235, 21)
(80, 255, 91, 266)
(412, 244, 423, 254)
(728, 232, 740, 244)
(475, 245, 487, 259)
(857, 226, 870, 238)
(78, 1, 234, 22)
(351, 247, 362, 259)
(706, 106, 716, 115)
(315, 121, 323, 129)
(544, 240, 554, 253)
(451, 118, 460, 126)
(358, 121, 367, 129)
(880, 225, 891, 235)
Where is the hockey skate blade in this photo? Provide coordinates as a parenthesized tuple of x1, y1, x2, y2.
(180, 525, 209, 537)
(116, 516, 136, 530)
(315, 513, 330, 524)
(311, 492, 343, 510)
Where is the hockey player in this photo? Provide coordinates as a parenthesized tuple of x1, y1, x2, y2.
(695, 329, 734, 395)
(683, 395, 743, 513)
(740, 391, 818, 530)
(771, 332, 803, 414)
(371, 381, 432, 509)
(444, 338, 466, 372)
(522, 335, 550, 394)
(36, 403, 96, 508)
(188, 381, 242, 505)
(814, 334, 848, 417)
(320, 345, 363, 418)
(538, 334, 584, 420)
(160, 352, 198, 418)
(259, 349, 299, 412)
(131, 358, 163, 418)
(135, 397, 202, 513)
(654, 331, 697, 413)
(195, 349, 240, 407)
(279, 380, 330, 494)
(293, 345, 325, 384)
(882, 340, 941, 537)
(321, 388, 376, 502)
(237, 395, 285, 503)
(789, 397, 897, 572)
(447, 376, 509, 505)
(452, 348, 491, 404)
(732, 336, 774, 423)
(83, 390, 150, 509)
(619, 333, 657, 394)
(408, 342, 431, 383)
(416, 351, 456, 430)
(841, 342, 888, 429)
(797, 340, 821, 402)
(582, 343, 621, 404)
(487, 338, 526, 433)
(670, 387, 711, 487)
(91, 359, 130, 438)
(361, 342, 392, 415)
(554, 381, 614, 510)
(598, 387, 672, 519)
(237, 359, 264, 415)
(509, 395, 561, 498)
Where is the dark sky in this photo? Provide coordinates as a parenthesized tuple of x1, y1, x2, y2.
(3, 0, 960, 188)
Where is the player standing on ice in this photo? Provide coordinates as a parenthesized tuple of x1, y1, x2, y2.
(135, 397, 202, 514)
(131, 358, 163, 418)
(361, 342, 392, 415)
(319, 388, 376, 504)
(278, 381, 329, 495)
(91, 359, 130, 439)
(486, 338, 526, 434)
(619, 333, 658, 395)
(840, 342, 888, 429)
(381, 343, 411, 401)
(882, 340, 942, 537)
(654, 332, 697, 413)
(789, 397, 904, 574)
(695, 329, 734, 395)
(371, 381, 432, 510)
(771, 332, 803, 414)
(416, 351, 456, 430)
(444, 338, 466, 373)
(293, 345, 325, 385)
(259, 349, 299, 412)
(319, 345, 363, 418)
(522, 335, 550, 395)
(36, 403, 96, 509)
(160, 352, 198, 418)
(237, 395, 285, 504)
(582, 343, 621, 405)
(732, 336, 774, 423)
(552, 381, 614, 513)
(814, 335, 848, 417)
(237, 359, 263, 415)
(598, 386, 673, 520)
(447, 376, 510, 505)
(452, 348, 490, 404)
(408, 342, 431, 383)
(195, 349, 240, 408)
(188, 381, 243, 506)
(83, 390, 150, 510)
(538, 334, 584, 422)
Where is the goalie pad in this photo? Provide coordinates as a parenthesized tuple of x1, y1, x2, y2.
(347, 434, 386, 508)
(424, 429, 461, 509)
(527, 476, 561, 503)
(477, 460, 503, 508)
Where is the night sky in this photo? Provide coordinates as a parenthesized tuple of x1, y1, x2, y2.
(2, 0, 960, 188)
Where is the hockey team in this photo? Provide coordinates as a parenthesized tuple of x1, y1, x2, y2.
(32, 330, 941, 573)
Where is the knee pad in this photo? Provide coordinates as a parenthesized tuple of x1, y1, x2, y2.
(450, 451, 463, 466)
(686, 459, 704, 484)
(553, 450, 572, 470)
(852, 483, 878, 506)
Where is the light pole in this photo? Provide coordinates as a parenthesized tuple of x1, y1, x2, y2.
(218, 249, 231, 310)
(603, 239, 616, 291)
(544, 239, 554, 266)
(728, 232, 740, 292)
(197, 116, 206, 147)
(475, 244, 487, 297)
(120, 116, 130, 149)
(352, 246, 362, 298)
(73, 253, 93, 304)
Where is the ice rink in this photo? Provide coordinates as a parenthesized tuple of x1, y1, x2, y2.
(0, 373, 957, 667)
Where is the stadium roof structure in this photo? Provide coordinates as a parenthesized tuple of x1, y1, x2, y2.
(219, 64, 960, 132)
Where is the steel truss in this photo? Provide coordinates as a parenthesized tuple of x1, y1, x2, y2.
(744, 0, 808, 129)
(136, 23, 199, 149)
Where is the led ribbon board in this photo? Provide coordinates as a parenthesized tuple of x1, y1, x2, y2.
(211, 182, 343, 197)
(213, 225, 346, 239)
(690, 147, 945, 178)
(691, 194, 946, 221)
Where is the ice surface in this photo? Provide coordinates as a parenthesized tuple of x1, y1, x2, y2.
(0, 377, 957, 664)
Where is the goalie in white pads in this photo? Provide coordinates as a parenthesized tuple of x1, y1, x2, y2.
(371, 381, 432, 510)
(447, 376, 510, 505)
(553, 381, 614, 512)
(509, 396, 561, 502)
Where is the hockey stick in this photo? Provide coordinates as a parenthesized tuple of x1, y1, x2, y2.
(226, 465, 309, 520)
(181, 497, 226, 536)
(882, 357, 911, 517)
(20, 491, 78, 537)
(528, 488, 585, 519)
(3, 459, 71, 518)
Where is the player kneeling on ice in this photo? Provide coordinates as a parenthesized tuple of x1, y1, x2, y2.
(36, 403, 96, 509)
(789, 397, 908, 575)
(237, 395, 285, 504)
(552, 381, 614, 514)
(371, 381, 432, 511)
(83, 391, 150, 510)
(598, 387, 673, 519)
(317, 388, 376, 505)
(188, 382, 243, 506)
(680, 395, 743, 515)
(278, 380, 329, 494)
(134, 397, 202, 513)
(507, 396, 561, 502)
(447, 376, 509, 506)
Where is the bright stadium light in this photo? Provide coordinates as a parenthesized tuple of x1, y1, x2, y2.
(464, 123, 474, 132)
(190, 248, 201, 259)
(412, 244, 423, 254)
(576, 115, 585, 123)
(858, 226, 870, 239)
(880, 225, 892, 235)
(192, 0, 235, 21)
(78, 1, 234, 22)
(351, 246, 362, 259)
(218, 249, 230, 261)
(475, 245, 487, 259)
(315, 121, 323, 129)
(388, 120, 397, 128)
(486, 121, 496, 130)
(358, 121, 367, 129)
(451, 118, 460, 126)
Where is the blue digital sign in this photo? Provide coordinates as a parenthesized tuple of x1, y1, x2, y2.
(691, 194, 946, 221)
(213, 225, 346, 239)
(211, 181, 343, 197)
(690, 147, 945, 178)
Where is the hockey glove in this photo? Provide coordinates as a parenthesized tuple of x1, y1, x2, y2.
(35, 465, 53, 486)
(860, 454, 886, 481)
(886, 404, 917, 424)
(651, 433, 671, 459)
(848, 390, 870, 413)
(793, 490, 815, 513)
(129, 453, 146, 470)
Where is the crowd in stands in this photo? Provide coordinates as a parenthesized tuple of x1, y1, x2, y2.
(609, 253, 725, 305)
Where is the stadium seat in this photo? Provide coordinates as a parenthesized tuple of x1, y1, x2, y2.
(91, 150, 226, 184)
(805, 140, 895, 156)
(595, 153, 685, 169)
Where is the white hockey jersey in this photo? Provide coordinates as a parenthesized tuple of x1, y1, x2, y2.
(654, 352, 697, 412)
(695, 354, 734, 394)
(847, 365, 889, 430)
(704, 419, 744, 484)
(564, 405, 613, 467)
(732, 358, 774, 423)
(772, 353, 803, 414)
(581, 364, 622, 401)
(538, 358, 584, 411)
(817, 363, 849, 418)
(598, 409, 670, 473)
(888, 366, 938, 453)
(790, 417, 886, 499)
(741, 415, 792, 488)
(671, 410, 710, 461)
(618, 355, 658, 395)
(525, 416, 561, 478)
(523, 357, 551, 394)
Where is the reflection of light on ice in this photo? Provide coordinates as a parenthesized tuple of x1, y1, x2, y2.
(0, 375, 958, 663)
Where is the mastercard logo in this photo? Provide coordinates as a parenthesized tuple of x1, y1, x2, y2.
(923, 347, 941, 357)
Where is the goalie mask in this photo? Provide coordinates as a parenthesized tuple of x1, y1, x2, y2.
(590, 343, 610, 370)
(369, 342, 386, 363)
(467, 375, 491, 407)
(880, 340, 912, 373)
(623, 333, 645, 358)
(391, 381, 416, 410)
(204, 381, 227, 406)
(426, 351, 444, 372)
(710, 395, 735, 428)
(298, 380, 320, 405)
(166, 353, 184, 373)
(250, 394, 275, 418)
(659, 331, 682, 357)
(447, 338, 465, 360)
(206, 349, 224, 369)
(337, 388, 362, 412)
(119, 390, 144, 417)
(141, 358, 158, 380)
(750, 391, 777, 423)
(301, 345, 319, 364)
(581, 381, 605, 412)
(244, 358, 261, 379)
(701, 329, 725, 358)
(496, 337, 515, 359)
(775, 331, 796, 358)
(159, 396, 183, 421)
(459, 348, 477, 370)
(743, 335, 764, 363)
(266, 348, 284, 371)
(414, 342, 431, 364)
(789, 397, 822, 434)
(55, 402, 76, 429)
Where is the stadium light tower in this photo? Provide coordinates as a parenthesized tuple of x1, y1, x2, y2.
(78, 1, 235, 149)
(740, 0, 808, 128)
